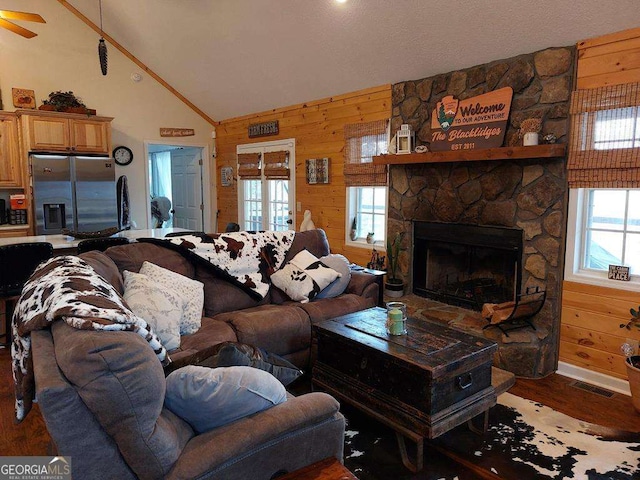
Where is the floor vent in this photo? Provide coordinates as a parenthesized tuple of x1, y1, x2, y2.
(569, 380, 616, 398)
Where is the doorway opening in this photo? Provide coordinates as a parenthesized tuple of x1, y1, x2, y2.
(147, 144, 205, 230)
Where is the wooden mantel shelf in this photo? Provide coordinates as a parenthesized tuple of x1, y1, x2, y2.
(372, 144, 566, 165)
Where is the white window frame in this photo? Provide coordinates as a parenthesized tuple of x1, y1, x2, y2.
(565, 188, 640, 292)
(345, 186, 388, 249)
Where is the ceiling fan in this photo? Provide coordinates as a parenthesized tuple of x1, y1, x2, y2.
(0, 10, 45, 39)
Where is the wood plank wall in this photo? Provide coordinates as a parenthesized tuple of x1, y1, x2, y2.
(560, 27, 640, 380)
(215, 85, 391, 267)
(561, 282, 639, 379)
(576, 26, 640, 89)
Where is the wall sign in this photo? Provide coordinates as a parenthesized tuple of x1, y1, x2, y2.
(429, 87, 513, 152)
(221, 166, 233, 187)
(608, 264, 630, 281)
(160, 128, 195, 137)
(248, 120, 279, 138)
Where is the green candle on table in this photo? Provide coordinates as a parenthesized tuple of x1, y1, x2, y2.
(388, 308, 403, 335)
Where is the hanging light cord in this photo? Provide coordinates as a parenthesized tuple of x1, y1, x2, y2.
(98, 0, 108, 75)
(99, 0, 103, 34)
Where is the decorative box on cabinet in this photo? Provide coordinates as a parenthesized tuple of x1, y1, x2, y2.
(19, 110, 113, 155)
(0, 112, 23, 187)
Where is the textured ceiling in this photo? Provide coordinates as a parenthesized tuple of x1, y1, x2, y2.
(63, 1, 640, 121)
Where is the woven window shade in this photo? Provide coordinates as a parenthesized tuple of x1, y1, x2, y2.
(568, 82, 640, 188)
(237, 153, 261, 179)
(263, 151, 289, 179)
(343, 120, 388, 186)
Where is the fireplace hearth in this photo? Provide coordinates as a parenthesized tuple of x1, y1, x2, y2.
(413, 222, 523, 310)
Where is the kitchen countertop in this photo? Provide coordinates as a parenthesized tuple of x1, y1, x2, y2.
(0, 228, 191, 250)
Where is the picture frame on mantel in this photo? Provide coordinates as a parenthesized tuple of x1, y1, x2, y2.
(306, 158, 330, 184)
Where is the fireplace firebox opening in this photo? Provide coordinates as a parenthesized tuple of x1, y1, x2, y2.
(413, 222, 523, 310)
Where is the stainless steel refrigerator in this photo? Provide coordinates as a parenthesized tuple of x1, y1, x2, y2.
(31, 155, 118, 235)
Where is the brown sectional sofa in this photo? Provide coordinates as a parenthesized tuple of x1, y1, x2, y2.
(31, 229, 379, 479)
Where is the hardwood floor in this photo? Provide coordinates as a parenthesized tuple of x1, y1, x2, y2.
(1, 346, 638, 458)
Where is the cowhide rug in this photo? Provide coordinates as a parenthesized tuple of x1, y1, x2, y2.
(342, 393, 640, 480)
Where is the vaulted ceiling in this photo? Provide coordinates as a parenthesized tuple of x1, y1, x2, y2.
(51, 1, 640, 121)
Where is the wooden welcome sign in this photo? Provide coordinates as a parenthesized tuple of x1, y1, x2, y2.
(429, 87, 513, 152)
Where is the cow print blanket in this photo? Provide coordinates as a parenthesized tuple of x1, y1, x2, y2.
(11, 255, 169, 423)
(141, 230, 296, 299)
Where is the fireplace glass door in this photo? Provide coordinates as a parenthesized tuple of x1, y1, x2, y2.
(413, 222, 523, 310)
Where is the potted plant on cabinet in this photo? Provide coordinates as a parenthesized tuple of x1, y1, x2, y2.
(620, 306, 640, 413)
(385, 232, 405, 298)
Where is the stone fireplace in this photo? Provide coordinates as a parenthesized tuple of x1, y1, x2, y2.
(387, 46, 574, 377)
(413, 222, 523, 310)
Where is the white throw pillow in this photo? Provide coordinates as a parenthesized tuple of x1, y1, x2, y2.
(316, 254, 351, 299)
(270, 249, 340, 303)
(164, 365, 287, 434)
(139, 261, 204, 335)
(123, 270, 182, 351)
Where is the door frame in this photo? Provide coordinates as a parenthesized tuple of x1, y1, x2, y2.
(143, 140, 213, 232)
(236, 138, 296, 231)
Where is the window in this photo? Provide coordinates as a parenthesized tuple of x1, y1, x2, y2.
(592, 107, 640, 150)
(348, 186, 387, 244)
(583, 189, 640, 275)
(344, 120, 389, 247)
(566, 83, 640, 288)
(237, 139, 295, 232)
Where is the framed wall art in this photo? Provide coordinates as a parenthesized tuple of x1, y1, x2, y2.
(306, 157, 330, 184)
(12, 88, 36, 109)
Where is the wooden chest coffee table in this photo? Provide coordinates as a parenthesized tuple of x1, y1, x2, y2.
(312, 307, 497, 472)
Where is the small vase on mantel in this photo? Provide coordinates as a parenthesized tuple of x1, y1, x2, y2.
(523, 132, 539, 146)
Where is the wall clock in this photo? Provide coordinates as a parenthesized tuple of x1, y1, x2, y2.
(113, 146, 133, 166)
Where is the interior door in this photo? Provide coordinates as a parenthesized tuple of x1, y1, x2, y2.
(171, 148, 204, 230)
(237, 139, 295, 231)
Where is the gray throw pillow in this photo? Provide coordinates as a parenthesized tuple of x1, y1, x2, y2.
(164, 365, 287, 434)
(200, 341, 303, 386)
(316, 254, 351, 299)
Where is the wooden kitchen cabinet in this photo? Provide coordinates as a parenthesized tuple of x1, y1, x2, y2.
(20, 110, 113, 155)
(0, 112, 23, 187)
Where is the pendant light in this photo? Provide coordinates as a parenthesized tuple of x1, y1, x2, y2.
(98, 0, 108, 75)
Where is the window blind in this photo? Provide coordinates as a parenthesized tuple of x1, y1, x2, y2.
(343, 119, 388, 187)
(263, 151, 289, 179)
(567, 82, 640, 188)
(237, 152, 261, 179)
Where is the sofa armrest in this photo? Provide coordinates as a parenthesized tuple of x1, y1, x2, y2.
(166, 392, 344, 480)
(345, 271, 378, 296)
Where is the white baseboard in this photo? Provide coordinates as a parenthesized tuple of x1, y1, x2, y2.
(557, 361, 631, 396)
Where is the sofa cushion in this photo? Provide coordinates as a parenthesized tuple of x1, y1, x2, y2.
(270, 250, 340, 303)
(123, 270, 182, 351)
(139, 261, 204, 335)
(165, 365, 287, 434)
(270, 229, 331, 304)
(296, 293, 377, 324)
(79, 250, 124, 294)
(213, 305, 311, 363)
(105, 242, 195, 279)
(198, 341, 303, 386)
(194, 264, 270, 317)
(316, 254, 351, 299)
(166, 317, 238, 373)
(52, 322, 194, 480)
